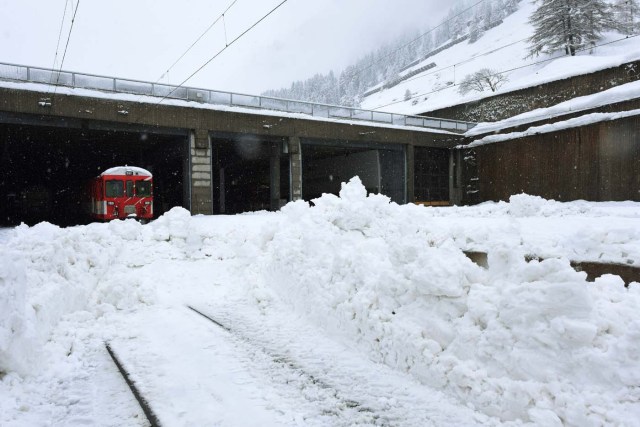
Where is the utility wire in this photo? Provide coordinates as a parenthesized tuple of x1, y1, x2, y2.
(396, 36, 530, 88)
(371, 33, 640, 111)
(146, 0, 289, 110)
(53, 0, 81, 96)
(50, 0, 70, 74)
(157, 0, 239, 83)
(57, 0, 80, 76)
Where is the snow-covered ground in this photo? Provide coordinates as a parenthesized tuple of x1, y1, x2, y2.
(361, 1, 640, 115)
(2, 178, 640, 426)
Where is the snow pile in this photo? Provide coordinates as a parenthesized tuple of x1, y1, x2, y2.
(0, 209, 196, 376)
(505, 193, 593, 217)
(259, 177, 640, 425)
(2, 182, 639, 425)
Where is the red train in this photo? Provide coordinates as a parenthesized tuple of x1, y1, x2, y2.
(88, 166, 153, 222)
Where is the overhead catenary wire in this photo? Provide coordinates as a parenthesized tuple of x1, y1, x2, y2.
(397, 36, 531, 88)
(52, 0, 81, 96)
(371, 33, 640, 111)
(157, 0, 239, 83)
(50, 0, 70, 76)
(142, 0, 289, 113)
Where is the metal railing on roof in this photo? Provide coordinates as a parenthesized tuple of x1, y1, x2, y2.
(0, 61, 476, 132)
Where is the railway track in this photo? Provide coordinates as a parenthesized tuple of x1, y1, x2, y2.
(104, 303, 482, 426)
(106, 343, 162, 427)
(186, 305, 380, 424)
(105, 306, 387, 426)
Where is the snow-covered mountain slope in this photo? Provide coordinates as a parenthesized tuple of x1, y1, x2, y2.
(361, 1, 640, 116)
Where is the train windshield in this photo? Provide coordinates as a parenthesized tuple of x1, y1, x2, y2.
(135, 181, 151, 197)
(126, 180, 134, 197)
(105, 180, 123, 197)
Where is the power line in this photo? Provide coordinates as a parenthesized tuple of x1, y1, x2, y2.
(371, 33, 640, 111)
(396, 36, 530, 88)
(156, 0, 239, 83)
(57, 0, 80, 75)
(50, 0, 70, 73)
(144, 0, 289, 111)
(53, 0, 81, 96)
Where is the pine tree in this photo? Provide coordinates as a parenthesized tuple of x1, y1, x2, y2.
(505, 0, 521, 14)
(494, 0, 507, 20)
(482, 0, 495, 28)
(613, 0, 640, 34)
(527, 0, 616, 57)
(469, 16, 482, 43)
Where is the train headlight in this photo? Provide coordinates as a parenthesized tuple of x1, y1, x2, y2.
(107, 201, 114, 206)
(144, 201, 151, 205)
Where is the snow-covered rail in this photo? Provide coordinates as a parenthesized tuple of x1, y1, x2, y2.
(105, 343, 163, 427)
(0, 60, 476, 132)
(186, 305, 379, 424)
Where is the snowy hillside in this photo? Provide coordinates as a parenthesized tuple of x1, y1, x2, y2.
(361, 1, 640, 115)
(2, 178, 640, 425)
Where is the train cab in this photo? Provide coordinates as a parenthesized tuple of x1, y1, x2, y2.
(88, 166, 153, 222)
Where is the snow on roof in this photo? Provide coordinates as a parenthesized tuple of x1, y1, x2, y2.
(466, 80, 640, 137)
(0, 80, 458, 135)
(463, 108, 640, 148)
(100, 166, 152, 177)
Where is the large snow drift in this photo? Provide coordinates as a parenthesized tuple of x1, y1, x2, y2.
(1, 178, 639, 425)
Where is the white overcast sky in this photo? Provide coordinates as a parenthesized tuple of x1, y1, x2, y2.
(1, 0, 453, 94)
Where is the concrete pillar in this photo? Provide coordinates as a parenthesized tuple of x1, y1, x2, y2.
(406, 144, 415, 204)
(288, 136, 303, 201)
(270, 141, 281, 210)
(449, 149, 463, 205)
(190, 129, 213, 215)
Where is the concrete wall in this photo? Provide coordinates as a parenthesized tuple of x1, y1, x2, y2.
(0, 86, 463, 213)
(423, 60, 640, 123)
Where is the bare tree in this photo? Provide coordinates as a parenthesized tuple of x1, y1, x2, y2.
(458, 69, 509, 94)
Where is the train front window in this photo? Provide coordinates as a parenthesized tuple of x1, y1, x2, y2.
(126, 180, 134, 197)
(135, 181, 151, 197)
(105, 180, 123, 197)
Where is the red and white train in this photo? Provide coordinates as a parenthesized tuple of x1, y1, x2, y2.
(88, 166, 153, 222)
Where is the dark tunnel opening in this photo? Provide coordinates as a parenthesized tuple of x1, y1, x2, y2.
(211, 135, 290, 215)
(301, 141, 406, 204)
(0, 122, 188, 227)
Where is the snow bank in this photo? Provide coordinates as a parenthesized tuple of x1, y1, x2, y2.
(2, 183, 639, 425)
(258, 178, 640, 425)
(0, 209, 193, 376)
